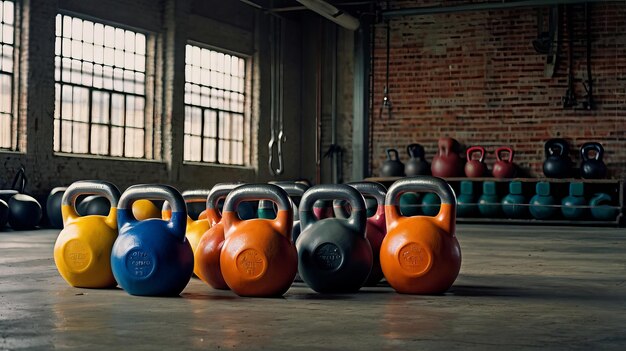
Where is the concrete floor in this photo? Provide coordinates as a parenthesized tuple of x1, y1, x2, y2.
(1, 225, 625, 350)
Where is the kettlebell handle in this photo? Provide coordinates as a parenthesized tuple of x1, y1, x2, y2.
(580, 142, 604, 161)
(162, 189, 211, 212)
(270, 181, 309, 197)
(545, 139, 569, 157)
(118, 184, 187, 240)
(332, 181, 387, 219)
(300, 184, 367, 237)
(222, 184, 293, 238)
(407, 144, 425, 159)
(465, 146, 485, 162)
(385, 176, 456, 235)
(495, 147, 514, 163)
(61, 180, 121, 228)
(205, 183, 241, 226)
(386, 148, 400, 161)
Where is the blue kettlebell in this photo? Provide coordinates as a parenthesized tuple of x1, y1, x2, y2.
(502, 181, 528, 219)
(478, 181, 501, 218)
(589, 193, 619, 221)
(529, 182, 557, 220)
(457, 181, 476, 217)
(561, 183, 586, 220)
(112, 184, 194, 296)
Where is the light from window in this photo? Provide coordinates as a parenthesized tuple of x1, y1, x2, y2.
(184, 44, 246, 165)
(0, 0, 15, 150)
(54, 14, 147, 158)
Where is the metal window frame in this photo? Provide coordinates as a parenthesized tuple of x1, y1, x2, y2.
(54, 12, 150, 159)
(0, 0, 19, 151)
(183, 42, 248, 166)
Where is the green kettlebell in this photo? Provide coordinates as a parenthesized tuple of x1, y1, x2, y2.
(589, 193, 619, 221)
(421, 192, 441, 217)
(399, 192, 421, 216)
(257, 200, 276, 219)
(529, 182, 557, 220)
(457, 181, 476, 217)
(478, 181, 501, 218)
(502, 181, 528, 219)
(561, 183, 586, 220)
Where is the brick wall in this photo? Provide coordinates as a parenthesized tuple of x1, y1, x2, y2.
(370, 2, 626, 178)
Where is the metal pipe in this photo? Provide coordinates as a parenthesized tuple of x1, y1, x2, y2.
(330, 26, 338, 184)
(382, 0, 611, 18)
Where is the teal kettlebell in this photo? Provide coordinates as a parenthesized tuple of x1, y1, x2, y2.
(421, 192, 441, 217)
(561, 183, 586, 219)
(257, 199, 276, 219)
(478, 181, 501, 217)
(529, 182, 557, 220)
(502, 181, 528, 218)
(589, 193, 619, 221)
(457, 181, 476, 217)
(399, 192, 421, 216)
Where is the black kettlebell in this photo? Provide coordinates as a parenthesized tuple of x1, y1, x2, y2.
(543, 138, 572, 178)
(77, 195, 111, 216)
(6, 167, 42, 230)
(405, 144, 431, 176)
(297, 184, 373, 293)
(580, 142, 607, 179)
(0, 199, 8, 227)
(380, 148, 405, 177)
(46, 187, 67, 229)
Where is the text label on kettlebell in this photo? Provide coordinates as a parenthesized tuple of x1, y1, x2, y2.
(314, 243, 343, 270)
(236, 249, 266, 278)
(398, 243, 432, 276)
(125, 249, 156, 279)
(63, 239, 93, 272)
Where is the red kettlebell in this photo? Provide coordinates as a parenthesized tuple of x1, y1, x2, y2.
(493, 147, 517, 179)
(431, 137, 464, 178)
(194, 183, 240, 290)
(220, 184, 297, 297)
(464, 146, 487, 178)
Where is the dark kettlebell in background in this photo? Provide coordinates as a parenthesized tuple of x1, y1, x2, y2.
(464, 146, 487, 178)
(502, 181, 528, 219)
(77, 195, 111, 216)
(589, 193, 619, 221)
(112, 184, 194, 296)
(46, 187, 67, 229)
(431, 137, 464, 177)
(492, 147, 517, 179)
(298, 184, 373, 293)
(6, 167, 42, 230)
(543, 138, 572, 178)
(580, 142, 607, 179)
(0, 199, 8, 228)
(380, 148, 405, 177)
(405, 144, 430, 176)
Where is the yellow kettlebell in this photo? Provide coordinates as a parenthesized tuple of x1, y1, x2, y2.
(132, 199, 160, 220)
(162, 189, 211, 256)
(54, 180, 121, 288)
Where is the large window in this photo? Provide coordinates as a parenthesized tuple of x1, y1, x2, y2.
(54, 14, 148, 158)
(0, 0, 15, 150)
(184, 44, 246, 165)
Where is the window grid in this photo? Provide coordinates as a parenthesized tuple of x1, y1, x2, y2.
(184, 44, 246, 165)
(0, 0, 15, 150)
(54, 14, 148, 158)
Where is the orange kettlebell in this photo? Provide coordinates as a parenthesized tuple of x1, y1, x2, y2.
(162, 189, 211, 257)
(220, 184, 297, 297)
(380, 176, 461, 294)
(194, 183, 240, 290)
(54, 180, 121, 288)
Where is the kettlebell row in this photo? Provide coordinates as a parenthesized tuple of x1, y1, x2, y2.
(381, 137, 610, 179)
(54, 176, 462, 298)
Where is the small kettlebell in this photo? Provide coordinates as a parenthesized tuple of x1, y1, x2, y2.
(421, 192, 441, 217)
(380, 148, 405, 177)
(220, 184, 298, 297)
(195, 183, 240, 290)
(493, 147, 517, 179)
(561, 183, 586, 220)
(529, 182, 557, 220)
(589, 193, 619, 221)
(405, 144, 431, 176)
(580, 142, 607, 179)
(333, 182, 387, 286)
(54, 181, 121, 288)
(431, 137, 464, 178)
(380, 176, 461, 294)
(47, 187, 67, 229)
(298, 184, 373, 293)
(543, 139, 572, 178)
(502, 181, 528, 219)
(478, 181, 501, 218)
(457, 181, 477, 218)
(112, 185, 194, 296)
(464, 146, 488, 178)
(162, 189, 211, 258)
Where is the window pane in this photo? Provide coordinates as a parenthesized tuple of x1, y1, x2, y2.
(0, 0, 15, 150)
(183, 44, 247, 165)
(53, 14, 148, 158)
